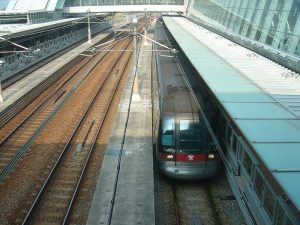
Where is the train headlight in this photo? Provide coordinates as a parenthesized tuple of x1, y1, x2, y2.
(166, 154, 174, 159)
(159, 153, 174, 161)
(208, 154, 215, 159)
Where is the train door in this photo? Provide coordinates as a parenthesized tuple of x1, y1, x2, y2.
(175, 118, 206, 166)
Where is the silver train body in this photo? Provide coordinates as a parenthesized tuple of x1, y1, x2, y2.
(152, 20, 220, 180)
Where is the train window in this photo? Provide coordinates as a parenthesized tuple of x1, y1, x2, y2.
(225, 124, 231, 145)
(274, 204, 285, 225)
(237, 143, 243, 160)
(242, 150, 252, 176)
(230, 133, 238, 155)
(161, 117, 175, 147)
(179, 120, 202, 153)
(218, 118, 227, 138)
(254, 170, 265, 201)
(285, 218, 293, 225)
(263, 185, 276, 219)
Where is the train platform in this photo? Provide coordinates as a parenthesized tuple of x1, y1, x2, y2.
(0, 31, 112, 124)
(86, 36, 155, 224)
(0, 18, 83, 39)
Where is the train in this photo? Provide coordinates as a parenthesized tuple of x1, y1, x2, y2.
(152, 20, 220, 179)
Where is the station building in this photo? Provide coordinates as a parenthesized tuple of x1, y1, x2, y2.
(187, 0, 300, 72)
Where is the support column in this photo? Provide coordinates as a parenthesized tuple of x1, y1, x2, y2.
(234, 0, 249, 34)
(0, 59, 4, 102)
(143, 29, 148, 45)
(87, 9, 91, 43)
(272, 0, 293, 49)
(186, 0, 198, 16)
(185, 0, 193, 14)
(228, 0, 242, 32)
(0, 81, 4, 103)
(26, 13, 31, 24)
(259, 0, 279, 44)
(249, 0, 268, 40)
(287, 14, 300, 55)
(240, 0, 258, 37)
(209, 1, 217, 21)
(218, 0, 231, 25)
(223, 0, 235, 28)
(131, 17, 138, 75)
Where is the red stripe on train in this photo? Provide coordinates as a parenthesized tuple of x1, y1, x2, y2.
(159, 153, 217, 161)
(176, 153, 206, 162)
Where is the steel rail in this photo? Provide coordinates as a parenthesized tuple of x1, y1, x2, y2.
(0, 58, 86, 147)
(62, 47, 132, 225)
(0, 40, 119, 183)
(0, 35, 115, 128)
(106, 19, 150, 225)
(0, 34, 115, 128)
(172, 183, 181, 225)
(0, 37, 116, 143)
(21, 37, 133, 225)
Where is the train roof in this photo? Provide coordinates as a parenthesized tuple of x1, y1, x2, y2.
(163, 16, 300, 213)
(154, 23, 198, 116)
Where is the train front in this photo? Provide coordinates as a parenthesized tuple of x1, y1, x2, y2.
(157, 113, 220, 180)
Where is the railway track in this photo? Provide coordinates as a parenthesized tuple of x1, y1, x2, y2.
(20, 36, 132, 225)
(0, 34, 114, 128)
(154, 168, 247, 225)
(0, 38, 118, 183)
(156, 178, 223, 225)
(171, 181, 221, 225)
(1, 34, 96, 90)
(0, 17, 153, 225)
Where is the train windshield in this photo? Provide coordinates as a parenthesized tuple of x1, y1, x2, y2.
(161, 117, 175, 150)
(179, 120, 202, 153)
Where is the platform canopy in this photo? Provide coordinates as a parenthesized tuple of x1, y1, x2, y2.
(1, 0, 65, 13)
(0, 0, 10, 11)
